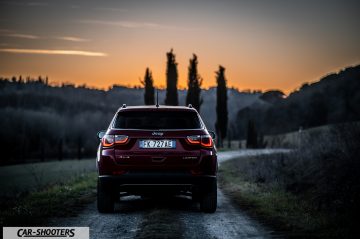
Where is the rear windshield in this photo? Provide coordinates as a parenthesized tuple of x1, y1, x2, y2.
(113, 111, 202, 129)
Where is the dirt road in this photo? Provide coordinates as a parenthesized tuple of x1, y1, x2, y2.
(50, 150, 288, 239)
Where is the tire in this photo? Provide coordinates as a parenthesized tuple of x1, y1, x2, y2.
(200, 179, 217, 213)
(97, 179, 115, 213)
(192, 188, 201, 202)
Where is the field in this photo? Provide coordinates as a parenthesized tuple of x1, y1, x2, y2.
(0, 159, 96, 198)
(0, 156, 98, 227)
(0, 172, 97, 226)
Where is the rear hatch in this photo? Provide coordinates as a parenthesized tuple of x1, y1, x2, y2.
(109, 109, 205, 170)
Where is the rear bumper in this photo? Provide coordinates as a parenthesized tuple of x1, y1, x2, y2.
(99, 172, 216, 190)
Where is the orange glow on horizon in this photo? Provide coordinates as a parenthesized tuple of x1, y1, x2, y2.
(0, 0, 359, 96)
(2, 59, 358, 96)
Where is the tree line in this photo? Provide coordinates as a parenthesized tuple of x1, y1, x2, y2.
(141, 49, 228, 146)
(234, 65, 360, 148)
(1, 57, 357, 163)
(0, 49, 230, 164)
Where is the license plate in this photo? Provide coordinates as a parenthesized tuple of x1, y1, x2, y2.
(139, 140, 176, 149)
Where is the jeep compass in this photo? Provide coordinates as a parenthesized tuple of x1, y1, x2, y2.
(96, 105, 218, 213)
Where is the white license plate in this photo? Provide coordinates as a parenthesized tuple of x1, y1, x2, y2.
(139, 140, 176, 149)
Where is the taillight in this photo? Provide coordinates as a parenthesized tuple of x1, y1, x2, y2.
(102, 135, 115, 147)
(115, 135, 129, 144)
(200, 135, 213, 148)
(186, 135, 213, 148)
(186, 135, 201, 144)
(102, 134, 128, 147)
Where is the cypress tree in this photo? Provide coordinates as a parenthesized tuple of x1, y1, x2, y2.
(141, 68, 155, 105)
(186, 54, 203, 111)
(246, 119, 258, 148)
(165, 49, 179, 105)
(215, 65, 228, 147)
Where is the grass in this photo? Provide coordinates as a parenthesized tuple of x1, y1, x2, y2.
(0, 172, 97, 227)
(219, 144, 358, 239)
(0, 158, 96, 199)
(219, 161, 329, 238)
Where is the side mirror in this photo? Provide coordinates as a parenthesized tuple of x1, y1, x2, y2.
(208, 131, 216, 139)
(97, 130, 106, 139)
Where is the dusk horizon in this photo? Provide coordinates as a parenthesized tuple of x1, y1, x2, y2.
(1, 61, 359, 95)
(1, 0, 359, 94)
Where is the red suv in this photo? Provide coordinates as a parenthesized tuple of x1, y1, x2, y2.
(96, 105, 218, 213)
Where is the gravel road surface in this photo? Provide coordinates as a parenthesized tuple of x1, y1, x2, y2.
(50, 150, 289, 239)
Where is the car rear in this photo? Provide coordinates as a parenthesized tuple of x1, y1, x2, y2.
(97, 106, 218, 213)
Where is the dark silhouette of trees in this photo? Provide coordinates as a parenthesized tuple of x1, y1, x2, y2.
(186, 54, 203, 111)
(58, 139, 63, 161)
(165, 49, 179, 106)
(215, 65, 228, 147)
(260, 90, 285, 104)
(307, 92, 328, 127)
(2, 64, 359, 164)
(141, 68, 155, 105)
(234, 65, 360, 138)
(246, 119, 258, 148)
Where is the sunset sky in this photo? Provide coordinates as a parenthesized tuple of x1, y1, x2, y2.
(0, 0, 359, 93)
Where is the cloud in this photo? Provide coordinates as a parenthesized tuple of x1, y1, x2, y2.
(93, 7, 128, 12)
(3, 33, 39, 39)
(81, 20, 160, 29)
(55, 36, 90, 42)
(80, 20, 182, 30)
(0, 48, 107, 57)
(1, 33, 91, 42)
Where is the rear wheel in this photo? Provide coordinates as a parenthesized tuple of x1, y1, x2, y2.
(200, 179, 217, 213)
(97, 179, 115, 213)
(192, 188, 201, 202)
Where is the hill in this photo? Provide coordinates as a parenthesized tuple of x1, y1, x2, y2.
(234, 65, 360, 139)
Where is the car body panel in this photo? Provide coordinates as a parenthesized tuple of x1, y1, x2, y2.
(97, 106, 217, 194)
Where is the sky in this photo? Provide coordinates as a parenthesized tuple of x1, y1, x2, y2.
(0, 0, 359, 93)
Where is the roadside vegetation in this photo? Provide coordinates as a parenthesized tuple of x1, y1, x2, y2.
(0, 159, 95, 199)
(220, 123, 359, 238)
(0, 172, 97, 227)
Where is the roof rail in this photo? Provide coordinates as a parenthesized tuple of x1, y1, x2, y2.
(188, 104, 193, 108)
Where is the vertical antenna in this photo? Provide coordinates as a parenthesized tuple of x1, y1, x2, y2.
(156, 89, 159, 108)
